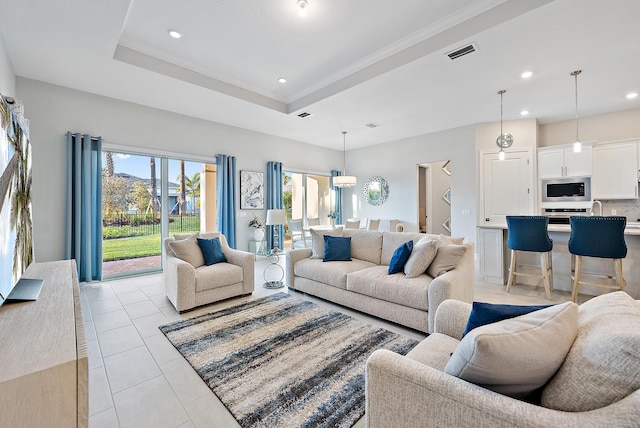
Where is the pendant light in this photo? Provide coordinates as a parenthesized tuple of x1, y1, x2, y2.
(496, 90, 513, 160)
(571, 70, 582, 153)
(332, 131, 357, 188)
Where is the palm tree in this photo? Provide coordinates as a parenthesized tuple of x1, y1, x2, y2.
(184, 172, 201, 214)
(179, 160, 186, 215)
(150, 157, 158, 218)
(104, 151, 114, 177)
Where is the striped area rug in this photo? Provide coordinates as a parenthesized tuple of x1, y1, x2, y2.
(159, 292, 419, 428)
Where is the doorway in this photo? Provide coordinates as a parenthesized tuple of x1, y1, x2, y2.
(418, 160, 451, 235)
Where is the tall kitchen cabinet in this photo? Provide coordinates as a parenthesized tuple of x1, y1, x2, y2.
(592, 141, 638, 199)
(538, 146, 592, 178)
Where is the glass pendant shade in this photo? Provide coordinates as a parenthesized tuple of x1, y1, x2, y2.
(333, 131, 356, 188)
(495, 90, 513, 159)
(571, 70, 582, 153)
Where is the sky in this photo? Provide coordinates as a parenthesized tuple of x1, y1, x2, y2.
(104, 152, 202, 182)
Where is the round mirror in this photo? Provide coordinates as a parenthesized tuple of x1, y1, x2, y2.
(364, 176, 389, 206)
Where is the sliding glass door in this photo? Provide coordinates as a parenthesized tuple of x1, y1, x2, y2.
(101, 151, 212, 278)
(283, 171, 331, 249)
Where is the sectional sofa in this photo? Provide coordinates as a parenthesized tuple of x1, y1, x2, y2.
(286, 228, 474, 333)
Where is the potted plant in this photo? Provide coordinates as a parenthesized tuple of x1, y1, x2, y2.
(327, 210, 338, 227)
(249, 213, 266, 241)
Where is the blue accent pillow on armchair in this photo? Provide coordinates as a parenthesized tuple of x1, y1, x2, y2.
(197, 237, 227, 265)
(323, 236, 352, 261)
(388, 240, 414, 274)
(461, 301, 552, 338)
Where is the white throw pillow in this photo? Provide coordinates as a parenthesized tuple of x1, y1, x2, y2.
(444, 302, 579, 399)
(426, 244, 467, 277)
(404, 239, 438, 278)
(310, 227, 343, 258)
(167, 236, 205, 268)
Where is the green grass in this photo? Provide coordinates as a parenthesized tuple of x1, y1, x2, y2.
(102, 229, 199, 261)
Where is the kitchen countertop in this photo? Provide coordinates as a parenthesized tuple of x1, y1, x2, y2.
(479, 222, 640, 236)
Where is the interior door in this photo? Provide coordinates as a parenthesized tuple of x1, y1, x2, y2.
(482, 151, 532, 225)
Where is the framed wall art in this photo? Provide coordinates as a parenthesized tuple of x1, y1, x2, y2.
(240, 170, 264, 209)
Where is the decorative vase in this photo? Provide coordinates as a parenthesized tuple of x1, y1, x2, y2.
(254, 228, 265, 241)
(330, 218, 336, 227)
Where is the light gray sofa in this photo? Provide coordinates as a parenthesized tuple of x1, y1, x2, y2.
(286, 229, 474, 333)
(366, 292, 640, 427)
(164, 232, 254, 312)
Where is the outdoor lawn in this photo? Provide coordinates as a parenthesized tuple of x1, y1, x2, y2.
(103, 215, 199, 261)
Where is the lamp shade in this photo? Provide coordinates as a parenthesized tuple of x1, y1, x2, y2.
(332, 175, 357, 188)
(266, 209, 286, 225)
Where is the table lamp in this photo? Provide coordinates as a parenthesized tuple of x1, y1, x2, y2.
(266, 209, 286, 253)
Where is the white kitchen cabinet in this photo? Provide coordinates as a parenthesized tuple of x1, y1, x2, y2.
(478, 227, 507, 284)
(538, 146, 592, 178)
(592, 142, 638, 199)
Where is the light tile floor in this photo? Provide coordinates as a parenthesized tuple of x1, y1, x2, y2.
(82, 257, 588, 428)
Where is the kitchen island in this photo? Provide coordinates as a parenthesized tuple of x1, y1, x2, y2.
(477, 223, 640, 299)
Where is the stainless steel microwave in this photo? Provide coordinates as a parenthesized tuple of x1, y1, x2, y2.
(541, 176, 591, 203)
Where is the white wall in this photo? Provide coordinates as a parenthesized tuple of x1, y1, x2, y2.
(0, 34, 15, 97)
(343, 125, 477, 244)
(16, 78, 341, 261)
(539, 108, 640, 147)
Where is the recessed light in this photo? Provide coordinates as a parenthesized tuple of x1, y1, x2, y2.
(168, 30, 182, 39)
(521, 71, 533, 79)
(626, 92, 638, 99)
(520, 110, 529, 116)
(278, 77, 287, 84)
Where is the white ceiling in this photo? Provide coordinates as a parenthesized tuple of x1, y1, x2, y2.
(0, 0, 639, 150)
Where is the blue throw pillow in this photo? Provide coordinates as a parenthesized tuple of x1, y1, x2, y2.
(388, 240, 414, 274)
(461, 301, 553, 338)
(197, 237, 227, 266)
(323, 236, 352, 261)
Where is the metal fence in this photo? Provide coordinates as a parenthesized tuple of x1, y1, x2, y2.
(102, 213, 200, 239)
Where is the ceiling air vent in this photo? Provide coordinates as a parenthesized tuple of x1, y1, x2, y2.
(297, 112, 312, 118)
(446, 43, 478, 60)
(365, 123, 380, 128)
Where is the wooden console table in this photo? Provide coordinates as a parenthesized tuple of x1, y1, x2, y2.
(0, 260, 88, 427)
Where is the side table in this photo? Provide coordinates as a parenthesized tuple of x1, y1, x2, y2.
(248, 240, 267, 258)
(263, 251, 285, 289)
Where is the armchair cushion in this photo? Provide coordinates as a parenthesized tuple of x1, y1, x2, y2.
(168, 236, 205, 268)
(445, 302, 578, 399)
(194, 263, 243, 292)
(197, 237, 227, 265)
(541, 291, 640, 411)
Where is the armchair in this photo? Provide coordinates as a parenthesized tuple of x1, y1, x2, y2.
(366, 296, 640, 427)
(164, 232, 254, 312)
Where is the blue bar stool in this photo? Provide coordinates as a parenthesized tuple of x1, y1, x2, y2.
(568, 216, 627, 303)
(506, 216, 554, 299)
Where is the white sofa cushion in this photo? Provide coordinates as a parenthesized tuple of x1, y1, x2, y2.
(445, 302, 578, 399)
(294, 258, 375, 290)
(347, 265, 430, 310)
(427, 243, 468, 277)
(380, 232, 425, 265)
(343, 228, 383, 264)
(541, 291, 640, 411)
(404, 238, 438, 278)
(310, 227, 343, 258)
